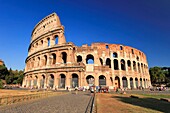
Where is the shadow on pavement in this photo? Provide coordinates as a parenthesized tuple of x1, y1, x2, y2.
(112, 96, 170, 113)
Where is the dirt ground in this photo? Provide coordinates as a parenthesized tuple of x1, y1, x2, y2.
(0, 89, 40, 97)
(96, 93, 169, 113)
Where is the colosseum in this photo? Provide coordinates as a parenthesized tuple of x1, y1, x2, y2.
(22, 13, 151, 90)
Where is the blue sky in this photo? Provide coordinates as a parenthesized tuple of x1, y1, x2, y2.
(0, 0, 170, 70)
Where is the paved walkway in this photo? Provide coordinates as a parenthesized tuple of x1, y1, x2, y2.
(0, 92, 91, 113)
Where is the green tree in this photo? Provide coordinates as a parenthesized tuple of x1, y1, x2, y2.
(0, 65, 9, 79)
(0, 79, 3, 89)
(149, 67, 166, 84)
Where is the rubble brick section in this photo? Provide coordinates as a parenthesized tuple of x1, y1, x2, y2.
(22, 13, 151, 90)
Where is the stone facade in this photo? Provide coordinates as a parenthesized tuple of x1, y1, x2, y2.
(22, 13, 151, 90)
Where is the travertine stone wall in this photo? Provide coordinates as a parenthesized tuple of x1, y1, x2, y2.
(22, 13, 151, 90)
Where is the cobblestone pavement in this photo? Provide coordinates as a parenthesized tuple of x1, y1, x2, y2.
(0, 91, 91, 113)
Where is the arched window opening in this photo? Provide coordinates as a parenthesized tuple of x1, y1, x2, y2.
(86, 54, 94, 64)
(132, 49, 134, 54)
(106, 58, 111, 68)
(127, 60, 131, 70)
(106, 45, 109, 49)
(120, 46, 123, 50)
(61, 52, 67, 63)
(121, 59, 126, 70)
(114, 59, 119, 70)
(99, 75, 106, 86)
(115, 76, 120, 88)
(72, 74, 79, 88)
(77, 55, 82, 62)
(48, 74, 54, 88)
(86, 75, 94, 86)
(41, 40, 43, 45)
(47, 38, 50, 47)
(135, 78, 138, 88)
(143, 78, 146, 88)
(130, 78, 133, 89)
(133, 61, 136, 71)
(37, 57, 40, 66)
(99, 58, 103, 65)
(113, 52, 118, 58)
(55, 35, 58, 44)
(44, 55, 47, 66)
(136, 56, 139, 61)
(138, 63, 141, 73)
(60, 74, 66, 88)
(52, 53, 56, 64)
(141, 63, 144, 73)
(122, 77, 128, 88)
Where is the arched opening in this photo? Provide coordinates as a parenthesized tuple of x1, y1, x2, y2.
(72, 74, 79, 88)
(61, 52, 67, 63)
(52, 53, 56, 65)
(141, 63, 144, 73)
(60, 74, 66, 88)
(114, 59, 119, 70)
(55, 35, 58, 44)
(106, 58, 111, 68)
(37, 57, 40, 67)
(99, 58, 103, 65)
(77, 55, 82, 62)
(135, 78, 138, 88)
(33, 76, 38, 87)
(121, 59, 126, 70)
(122, 77, 128, 88)
(48, 74, 54, 88)
(113, 52, 118, 58)
(115, 76, 120, 88)
(120, 46, 123, 50)
(133, 61, 136, 71)
(136, 56, 139, 61)
(47, 38, 50, 46)
(99, 75, 106, 86)
(44, 55, 47, 66)
(140, 78, 142, 87)
(86, 75, 94, 86)
(86, 54, 94, 64)
(130, 77, 133, 89)
(143, 78, 146, 88)
(138, 63, 141, 73)
(127, 60, 131, 70)
(40, 75, 45, 88)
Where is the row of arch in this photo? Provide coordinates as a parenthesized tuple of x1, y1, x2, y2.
(29, 35, 59, 53)
(24, 73, 150, 89)
(26, 52, 67, 70)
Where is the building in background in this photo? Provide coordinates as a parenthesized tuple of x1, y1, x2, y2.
(22, 13, 151, 90)
(0, 59, 4, 66)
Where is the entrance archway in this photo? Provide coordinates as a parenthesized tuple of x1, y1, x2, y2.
(135, 78, 138, 88)
(130, 77, 133, 89)
(40, 75, 45, 88)
(122, 77, 128, 88)
(48, 74, 54, 88)
(99, 75, 106, 86)
(86, 75, 94, 86)
(115, 76, 120, 88)
(60, 74, 66, 88)
(72, 74, 79, 88)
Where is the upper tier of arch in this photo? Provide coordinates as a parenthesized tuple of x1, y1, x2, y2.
(31, 13, 62, 42)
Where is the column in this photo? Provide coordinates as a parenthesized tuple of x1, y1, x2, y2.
(119, 76, 123, 89)
(127, 77, 130, 89)
(133, 78, 136, 89)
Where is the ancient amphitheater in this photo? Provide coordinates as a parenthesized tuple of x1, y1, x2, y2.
(22, 13, 151, 90)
